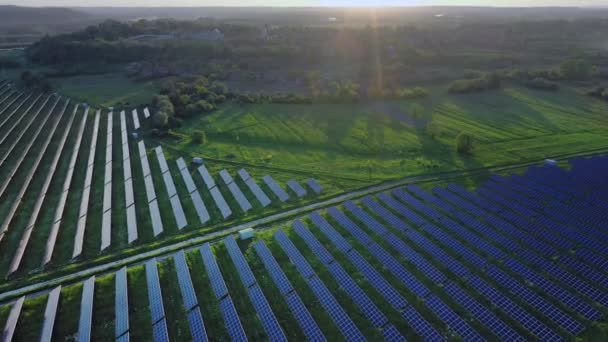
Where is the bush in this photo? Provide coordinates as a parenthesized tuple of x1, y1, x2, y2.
(191, 130, 206, 144)
(523, 77, 559, 91)
(448, 72, 501, 94)
(456, 132, 475, 155)
(395, 87, 429, 99)
(152, 111, 168, 128)
(560, 58, 593, 81)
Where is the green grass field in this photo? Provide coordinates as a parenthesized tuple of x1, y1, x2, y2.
(167, 85, 608, 184)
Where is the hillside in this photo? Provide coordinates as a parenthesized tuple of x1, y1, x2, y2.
(0, 5, 91, 30)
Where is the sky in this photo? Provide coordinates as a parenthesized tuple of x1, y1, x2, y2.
(0, 0, 607, 7)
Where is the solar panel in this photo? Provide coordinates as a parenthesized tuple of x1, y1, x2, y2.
(227, 182, 253, 212)
(152, 320, 169, 342)
(210, 187, 232, 219)
(155, 147, 170, 173)
(141, 155, 152, 177)
(163, 171, 178, 197)
(126, 205, 138, 243)
(306, 179, 323, 194)
(248, 285, 287, 341)
(425, 294, 482, 341)
(100, 210, 112, 251)
(123, 159, 132, 180)
(190, 191, 211, 224)
(40, 285, 62, 342)
(186, 309, 209, 342)
(143, 107, 150, 118)
(224, 236, 257, 287)
(149, 200, 164, 236)
(274, 230, 315, 279)
(78, 276, 95, 342)
(145, 259, 166, 323)
(197, 165, 216, 188)
(219, 169, 234, 184)
(218, 298, 248, 342)
(237, 168, 251, 181)
(144, 175, 157, 202)
(115, 267, 130, 338)
(254, 241, 294, 295)
(283, 293, 326, 342)
(132, 109, 141, 129)
(103, 182, 112, 211)
(263, 175, 289, 202)
(176, 158, 188, 171)
(138, 141, 147, 158)
(179, 165, 198, 193)
(293, 222, 389, 328)
(174, 250, 199, 310)
(382, 325, 405, 341)
(199, 243, 229, 298)
(238, 171, 271, 207)
(2, 296, 24, 342)
(287, 180, 307, 197)
(125, 179, 135, 207)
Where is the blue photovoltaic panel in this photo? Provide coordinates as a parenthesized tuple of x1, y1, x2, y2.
(155, 147, 170, 173)
(292, 221, 334, 264)
(219, 169, 234, 184)
(254, 241, 293, 295)
(132, 109, 141, 129)
(443, 282, 523, 341)
(263, 175, 289, 202)
(284, 294, 326, 342)
(197, 165, 216, 188)
(248, 286, 287, 341)
(115, 267, 130, 338)
(308, 212, 352, 253)
(78, 276, 95, 342)
(176, 157, 188, 171)
(144, 107, 150, 118)
(187, 309, 208, 342)
(152, 320, 169, 342)
(244, 177, 271, 207)
(179, 164, 198, 193)
(274, 230, 315, 279)
(141, 155, 152, 177)
(218, 298, 248, 342)
(227, 182, 252, 212)
(401, 306, 445, 341)
(149, 199, 164, 236)
(190, 191, 211, 224)
(307, 277, 365, 342)
(162, 172, 177, 198)
(425, 294, 483, 342)
(169, 195, 188, 229)
(382, 325, 406, 342)
(237, 168, 251, 181)
(287, 180, 307, 197)
(306, 178, 322, 194)
(200, 243, 229, 299)
(225, 236, 257, 287)
(174, 250, 199, 310)
(145, 259, 166, 323)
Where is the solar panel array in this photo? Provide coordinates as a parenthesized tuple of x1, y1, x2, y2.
(306, 178, 323, 194)
(224, 236, 287, 341)
(7, 100, 79, 276)
(198, 164, 232, 219)
(143, 107, 151, 118)
(173, 250, 209, 341)
(177, 158, 210, 224)
(120, 111, 138, 244)
(155, 146, 187, 229)
(73, 109, 101, 259)
(131, 109, 141, 129)
(115, 266, 130, 340)
(238, 168, 271, 207)
(100, 111, 113, 251)
(43, 106, 90, 265)
(138, 141, 164, 236)
(220, 169, 252, 212)
(2, 296, 24, 342)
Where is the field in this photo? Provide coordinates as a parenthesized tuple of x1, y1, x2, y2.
(168, 85, 608, 183)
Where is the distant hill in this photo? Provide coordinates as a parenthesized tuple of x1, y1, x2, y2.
(0, 5, 92, 30)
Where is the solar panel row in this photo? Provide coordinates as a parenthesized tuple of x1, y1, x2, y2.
(137, 141, 164, 236)
(2, 296, 24, 342)
(177, 158, 210, 224)
(115, 266, 130, 339)
(132, 109, 141, 129)
(220, 169, 252, 212)
(173, 250, 209, 342)
(78, 276, 95, 342)
(238, 169, 271, 207)
(263, 175, 289, 202)
(306, 178, 323, 194)
(120, 110, 138, 244)
(40, 285, 62, 342)
(197, 164, 232, 219)
(100, 111, 113, 251)
(73, 109, 101, 258)
(287, 180, 307, 197)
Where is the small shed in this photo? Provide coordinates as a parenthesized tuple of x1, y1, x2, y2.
(238, 228, 255, 240)
(192, 157, 204, 165)
(545, 159, 557, 166)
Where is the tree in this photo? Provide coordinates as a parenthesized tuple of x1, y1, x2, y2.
(191, 130, 206, 144)
(560, 58, 593, 81)
(410, 103, 425, 118)
(152, 111, 168, 128)
(456, 132, 475, 155)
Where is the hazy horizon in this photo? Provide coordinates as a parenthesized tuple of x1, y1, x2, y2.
(1, 1, 607, 8)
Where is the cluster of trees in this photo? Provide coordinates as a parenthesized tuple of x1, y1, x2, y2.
(585, 86, 608, 101)
(448, 72, 501, 94)
(151, 77, 229, 128)
(522, 77, 559, 91)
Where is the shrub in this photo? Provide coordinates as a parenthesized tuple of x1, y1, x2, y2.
(560, 58, 593, 81)
(523, 77, 559, 91)
(456, 132, 475, 155)
(395, 87, 429, 99)
(191, 130, 206, 144)
(448, 73, 500, 94)
(152, 111, 168, 128)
